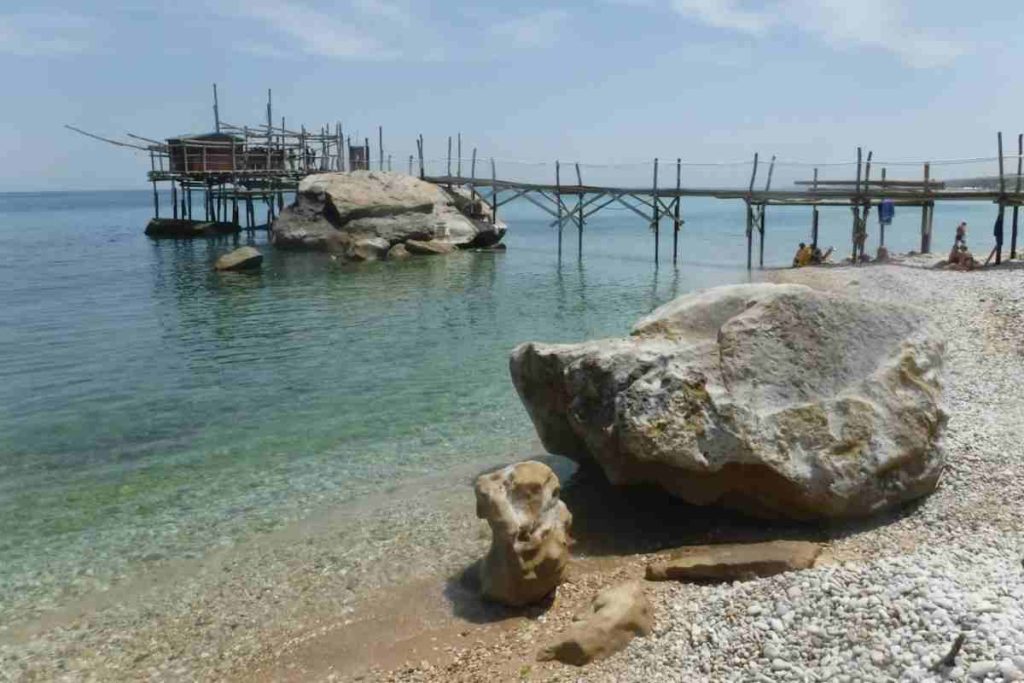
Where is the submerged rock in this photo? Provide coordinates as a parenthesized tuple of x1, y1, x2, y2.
(271, 171, 506, 258)
(405, 239, 456, 255)
(510, 283, 946, 520)
(213, 246, 262, 271)
(645, 541, 822, 582)
(475, 461, 571, 606)
(146, 219, 239, 239)
(538, 582, 653, 666)
(387, 242, 410, 260)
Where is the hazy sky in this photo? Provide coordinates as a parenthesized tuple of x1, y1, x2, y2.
(2, 0, 1023, 190)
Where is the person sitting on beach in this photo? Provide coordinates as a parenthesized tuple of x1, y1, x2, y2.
(793, 242, 813, 267)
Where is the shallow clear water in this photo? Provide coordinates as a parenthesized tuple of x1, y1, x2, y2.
(0, 189, 999, 619)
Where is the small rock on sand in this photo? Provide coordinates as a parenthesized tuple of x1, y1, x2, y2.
(645, 541, 822, 582)
(537, 581, 653, 666)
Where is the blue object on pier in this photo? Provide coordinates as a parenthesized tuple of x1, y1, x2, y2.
(879, 199, 895, 225)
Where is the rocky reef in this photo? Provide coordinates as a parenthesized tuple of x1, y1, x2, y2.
(510, 283, 947, 520)
(271, 171, 506, 260)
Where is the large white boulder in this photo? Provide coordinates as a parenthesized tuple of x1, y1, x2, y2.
(509, 283, 947, 520)
(271, 171, 506, 255)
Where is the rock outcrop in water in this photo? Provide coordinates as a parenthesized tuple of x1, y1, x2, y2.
(214, 246, 262, 271)
(509, 283, 947, 520)
(271, 171, 506, 258)
(475, 461, 571, 606)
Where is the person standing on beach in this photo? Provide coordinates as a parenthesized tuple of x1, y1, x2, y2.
(955, 221, 967, 247)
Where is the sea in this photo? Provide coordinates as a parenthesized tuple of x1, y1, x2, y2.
(0, 189, 998, 623)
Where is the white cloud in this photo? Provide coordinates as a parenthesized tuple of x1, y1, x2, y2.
(672, 0, 771, 34)
(672, 0, 964, 68)
(491, 9, 568, 48)
(352, 0, 412, 27)
(225, 0, 399, 60)
(0, 13, 95, 57)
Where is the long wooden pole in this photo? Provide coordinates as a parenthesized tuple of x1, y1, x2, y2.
(213, 83, 220, 133)
(575, 162, 584, 257)
(653, 158, 660, 263)
(673, 158, 681, 265)
(490, 157, 498, 223)
(457, 133, 462, 178)
(378, 126, 384, 172)
(556, 161, 562, 259)
(1013, 133, 1022, 259)
(746, 153, 758, 270)
(997, 132, 1006, 264)
(759, 155, 775, 268)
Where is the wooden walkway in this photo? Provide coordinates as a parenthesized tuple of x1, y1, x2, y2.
(67, 86, 1024, 267)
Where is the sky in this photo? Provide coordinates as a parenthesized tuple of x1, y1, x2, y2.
(2, 0, 1023, 191)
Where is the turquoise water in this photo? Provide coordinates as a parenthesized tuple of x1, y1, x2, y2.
(0, 190, 999, 620)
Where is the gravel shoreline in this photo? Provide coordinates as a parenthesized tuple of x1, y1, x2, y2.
(582, 258, 1024, 682)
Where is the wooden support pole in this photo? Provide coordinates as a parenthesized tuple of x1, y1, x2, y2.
(576, 162, 584, 257)
(364, 138, 370, 172)
(417, 134, 424, 178)
(490, 157, 498, 223)
(811, 168, 819, 250)
(748, 153, 759, 194)
(880, 168, 887, 247)
(447, 136, 452, 180)
(855, 147, 863, 196)
(759, 204, 765, 268)
(457, 133, 462, 178)
(746, 201, 753, 270)
(378, 126, 384, 172)
(673, 158, 681, 265)
(921, 162, 932, 253)
(1013, 133, 1022, 259)
(998, 131, 1006, 195)
(812, 206, 819, 250)
(653, 158, 660, 263)
(996, 203, 1005, 265)
(387, 154, 392, 172)
(171, 180, 178, 220)
(213, 83, 220, 133)
(339, 123, 346, 172)
(152, 180, 160, 219)
(758, 155, 775, 269)
(470, 147, 478, 211)
(556, 161, 563, 259)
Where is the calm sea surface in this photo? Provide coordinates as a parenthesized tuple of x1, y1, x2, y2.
(0, 189, 996, 620)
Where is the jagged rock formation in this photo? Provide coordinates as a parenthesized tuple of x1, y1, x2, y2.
(271, 171, 505, 258)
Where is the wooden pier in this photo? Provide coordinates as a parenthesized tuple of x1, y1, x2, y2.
(69, 86, 1024, 268)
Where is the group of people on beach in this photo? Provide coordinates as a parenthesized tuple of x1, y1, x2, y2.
(792, 243, 831, 267)
(791, 220, 984, 270)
